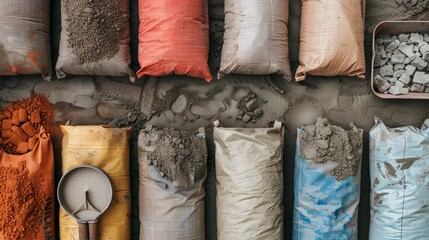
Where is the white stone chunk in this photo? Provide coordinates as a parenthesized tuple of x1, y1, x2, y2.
(399, 72, 411, 84)
(413, 71, 426, 84)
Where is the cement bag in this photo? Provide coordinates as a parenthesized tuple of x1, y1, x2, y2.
(0, 129, 54, 239)
(295, 0, 366, 81)
(218, 0, 292, 80)
(293, 118, 363, 240)
(137, 0, 212, 82)
(138, 127, 207, 240)
(369, 118, 429, 240)
(60, 126, 131, 240)
(214, 121, 284, 240)
(56, 0, 135, 81)
(0, 0, 51, 80)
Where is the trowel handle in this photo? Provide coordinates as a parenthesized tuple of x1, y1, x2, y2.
(89, 223, 98, 240)
(78, 223, 89, 240)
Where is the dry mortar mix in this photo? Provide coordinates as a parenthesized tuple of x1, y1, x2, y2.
(294, 117, 362, 239)
(56, 0, 135, 80)
(138, 126, 207, 240)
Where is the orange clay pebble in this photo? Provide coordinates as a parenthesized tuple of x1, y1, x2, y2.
(11, 110, 20, 126)
(8, 132, 22, 146)
(1, 130, 12, 139)
(16, 142, 28, 154)
(18, 108, 28, 122)
(11, 126, 29, 141)
(30, 110, 41, 124)
(2, 119, 12, 130)
(3, 111, 11, 118)
(21, 122, 37, 137)
(0, 113, 4, 121)
(28, 137, 37, 150)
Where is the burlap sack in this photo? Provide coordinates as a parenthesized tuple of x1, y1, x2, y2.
(56, 0, 135, 81)
(0, 0, 51, 80)
(0, 129, 55, 239)
(60, 126, 131, 240)
(295, 0, 366, 81)
(138, 127, 207, 240)
(218, 0, 292, 80)
(214, 121, 284, 240)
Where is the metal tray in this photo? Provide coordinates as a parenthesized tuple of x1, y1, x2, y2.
(371, 21, 429, 99)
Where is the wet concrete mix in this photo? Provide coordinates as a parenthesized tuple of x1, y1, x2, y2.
(64, 0, 126, 63)
(143, 127, 207, 189)
(299, 117, 362, 181)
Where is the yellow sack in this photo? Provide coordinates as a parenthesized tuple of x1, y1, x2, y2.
(60, 126, 131, 240)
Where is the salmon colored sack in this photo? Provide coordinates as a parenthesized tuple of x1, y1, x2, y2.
(0, 130, 55, 239)
(295, 0, 366, 81)
(60, 126, 131, 240)
(137, 0, 212, 82)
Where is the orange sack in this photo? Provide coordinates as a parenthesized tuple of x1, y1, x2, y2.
(295, 0, 366, 81)
(137, 0, 212, 82)
(0, 129, 55, 239)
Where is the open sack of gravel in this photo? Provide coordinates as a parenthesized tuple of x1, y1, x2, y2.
(60, 126, 131, 239)
(295, 0, 366, 81)
(138, 126, 207, 240)
(56, 0, 135, 81)
(214, 121, 284, 240)
(294, 117, 363, 239)
(218, 0, 292, 80)
(0, 0, 51, 80)
(369, 118, 429, 240)
(137, 0, 212, 82)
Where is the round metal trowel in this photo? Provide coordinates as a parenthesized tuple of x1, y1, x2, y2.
(58, 165, 113, 240)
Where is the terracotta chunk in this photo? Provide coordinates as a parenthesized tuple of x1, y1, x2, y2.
(21, 122, 37, 137)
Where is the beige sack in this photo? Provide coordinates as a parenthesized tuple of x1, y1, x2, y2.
(218, 0, 292, 80)
(295, 0, 366, 81)
(60, 126, 131, 240)
(214, 121, 284, 240)
(138, 128, 207, 240)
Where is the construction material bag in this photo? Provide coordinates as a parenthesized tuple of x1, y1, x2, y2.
(0, 0, 51, 80)
(138, 126, 207, 240)
(214, 121, 284, 240)
(56, 0, 135, 81)
(137, 0, 212, 82)
(293, 117, 363, 240)
(0, 129, 55, 239)
(218, 0, 292, 80)
(295, 0, 366, 81)
(369, 118, 429, 240)
(60, 126, 131, 240)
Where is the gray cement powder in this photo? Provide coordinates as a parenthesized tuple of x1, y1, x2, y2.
(144, 127, 207, 189)
(299, 117, 362, 181)
(64, 0, 125, 63)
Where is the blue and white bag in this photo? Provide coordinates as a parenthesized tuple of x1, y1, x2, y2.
(293, 120, 363, 240)
(369, 118, 429, 240)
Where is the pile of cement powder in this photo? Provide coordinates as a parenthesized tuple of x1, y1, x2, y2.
(64, 0, 125, 63)
(144, 127, 207, 189)
(299, 117, 362, 181)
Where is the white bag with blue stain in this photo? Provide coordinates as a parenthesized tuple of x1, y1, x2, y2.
(293, 124, 362, 240)
(369, 118, 429, 240)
